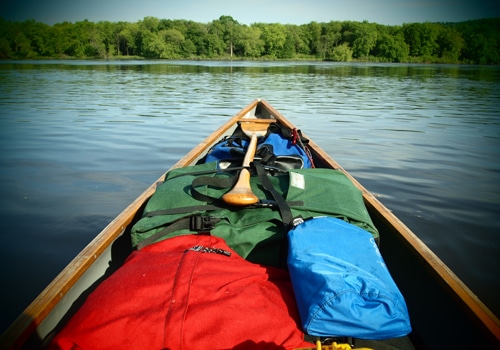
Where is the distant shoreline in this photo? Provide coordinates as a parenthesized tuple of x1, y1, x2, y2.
(1, 17, 498, 64)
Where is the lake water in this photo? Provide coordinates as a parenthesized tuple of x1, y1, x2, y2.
(0, 60, 499, 332)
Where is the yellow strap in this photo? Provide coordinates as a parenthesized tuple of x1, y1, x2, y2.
(296, 342, 374, 350)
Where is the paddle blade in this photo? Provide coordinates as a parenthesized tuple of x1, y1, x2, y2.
(221, 168, 259, 206)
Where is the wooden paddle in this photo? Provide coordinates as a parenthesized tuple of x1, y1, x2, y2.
(222, 119, 274, 206)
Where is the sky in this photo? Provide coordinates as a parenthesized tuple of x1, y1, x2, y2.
(1, 0, 499, 26)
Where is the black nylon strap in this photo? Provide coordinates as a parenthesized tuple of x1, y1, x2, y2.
(136, 215, 220, 250)
(144, 200, 304, 218)
(191, 175, 238, 203)
(136, 217, 192, 250)
(253, 161, 295, 231)
(144, 204, 222, 217)
(165, 166, 244, 182)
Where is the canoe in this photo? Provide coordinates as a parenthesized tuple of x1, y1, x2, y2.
(1, 99, 499, 349)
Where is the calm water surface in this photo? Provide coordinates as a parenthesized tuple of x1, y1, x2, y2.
(0, 60, 499, 332)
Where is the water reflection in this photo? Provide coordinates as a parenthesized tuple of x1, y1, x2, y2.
(3, 59, 498, 80)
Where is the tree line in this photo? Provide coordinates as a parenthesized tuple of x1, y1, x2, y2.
(0, 15, 498, 64)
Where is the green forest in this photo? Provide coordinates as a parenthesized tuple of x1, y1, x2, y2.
(1, 15, 499, 64)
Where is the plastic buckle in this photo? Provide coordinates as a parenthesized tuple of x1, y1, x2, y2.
(292, 216, 304, 227)
(190, 215, 220, 232)
(257, 199, 277, 208)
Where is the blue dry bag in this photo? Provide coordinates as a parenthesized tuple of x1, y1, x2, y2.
(287, 216, 412, 339)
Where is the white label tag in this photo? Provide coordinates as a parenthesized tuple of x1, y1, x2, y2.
(290, 172, 305, 190)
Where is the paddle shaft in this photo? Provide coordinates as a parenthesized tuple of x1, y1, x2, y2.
(222, 120, 273, 206)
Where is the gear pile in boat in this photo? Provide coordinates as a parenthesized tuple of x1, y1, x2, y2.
(50, 122, 411, 349)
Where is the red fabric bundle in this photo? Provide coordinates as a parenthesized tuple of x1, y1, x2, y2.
(50, 234, 312, 350)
